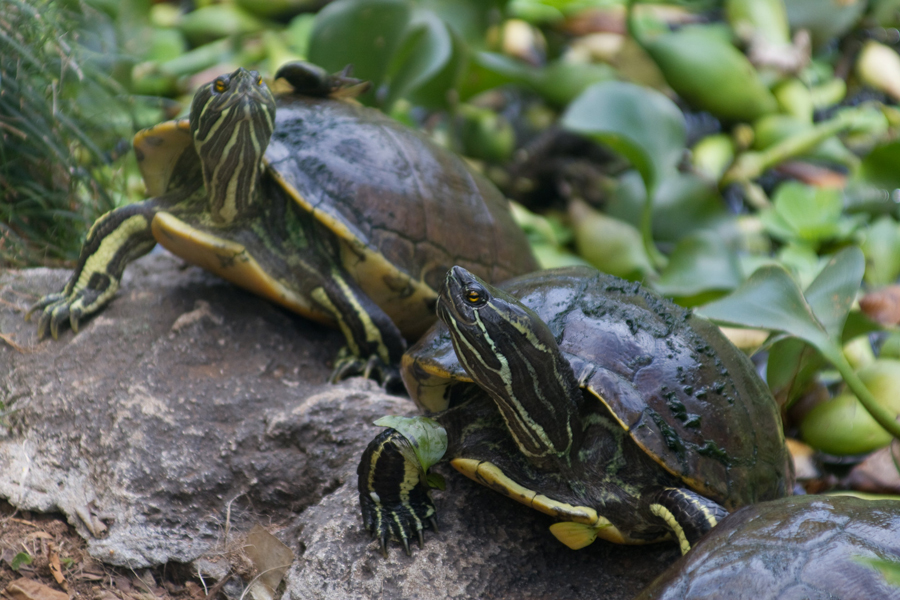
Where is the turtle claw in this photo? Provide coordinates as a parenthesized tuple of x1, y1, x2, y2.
(358, 429, 438, 557)
(330, 348, 405, 394)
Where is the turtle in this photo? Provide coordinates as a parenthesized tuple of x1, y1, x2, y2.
(357, 265, 793, 555)
(26, 63, 538, 387)
(634, 494, 900, 600)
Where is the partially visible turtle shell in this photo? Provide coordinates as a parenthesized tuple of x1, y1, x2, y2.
(635, 494, 900, 600)
(264, 95, 537, 337)
(402, 266, 792, 509)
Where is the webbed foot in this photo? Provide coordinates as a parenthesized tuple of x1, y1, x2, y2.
(330, 347, 404, 394)
(358, 429, 438, 556)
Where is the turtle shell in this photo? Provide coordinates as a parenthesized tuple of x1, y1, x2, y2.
(402, 266, 793, 509)
(263, 95, 537, 337)
(134, 92, 536, 340)
(634, 495, 900, 600)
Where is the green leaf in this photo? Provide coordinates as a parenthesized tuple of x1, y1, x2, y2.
(697, 263, 831, 352)
(561, 81, 685, 197)
(383, 10, 453, 109)
(855, 140, 900, 191)
(766, 338, 825, 408)
(654, 232, 742, 297)
(10, 552, 32, 571)
(862, 216, 900, 286)
(803, 247, 865, 341)
(425, 472, 446, 490)
(374, 415, 448, 472)
(765, 182, 843, 243)
(309, 0, 412, 102)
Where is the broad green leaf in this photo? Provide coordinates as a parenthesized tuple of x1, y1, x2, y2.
(654, 231, 742, 297)
(766, 337, 825, 408)
(309, 0, 411, 102)
(561, 81, 685, 197)
(862, 216, 900, 286)
(855, 140, 900, 191)
(697, 264, 831, 352)
(406, 23, 467, 109)
(374, 415, 448, 471)
(383, 10, 453, 109)
(803, 247, 865, 341)
(767, 182, 843, 243)
(639, 25, 777, 122)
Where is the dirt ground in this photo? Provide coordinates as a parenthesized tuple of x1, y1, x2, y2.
(0, 501, 235, 600)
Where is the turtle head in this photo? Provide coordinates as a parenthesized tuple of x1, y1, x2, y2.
(190, 67, 276, 223)
(437, 266, 583, 465)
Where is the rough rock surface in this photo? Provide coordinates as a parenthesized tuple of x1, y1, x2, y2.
(0, 251, 677, 599)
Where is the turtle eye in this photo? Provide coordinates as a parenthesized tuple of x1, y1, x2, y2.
(256, 75, 264, 86)
(464, 285, 487, 306)
(214, 78, 227, 93)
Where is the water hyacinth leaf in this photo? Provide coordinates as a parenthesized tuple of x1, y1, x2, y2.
(406, 22, 466, 109)
(862, 216, 900, 286)
(374, 415, 448, 471)
(640, 25, 777, 122)
(803, 247, 865, 341)
(766, 337, 825, 408)
(654, 232, 743, 298)
(569, 199, 655, 281)
(309, 0, 411, 101)
(855, 140, 900, 191)
(383, 9, 453, 109)
(761, 181, 860, 245)
(697, 264, 831, 352)
(561, 81, 685, 197)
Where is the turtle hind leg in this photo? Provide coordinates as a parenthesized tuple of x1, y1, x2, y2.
(357, 429, 438, 556)
(311, 269, 407, 392)
(647, 487, 729, 555)
(26, 202, 160, 339)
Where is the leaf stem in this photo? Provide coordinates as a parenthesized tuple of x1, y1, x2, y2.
(827, 347, 900, 439)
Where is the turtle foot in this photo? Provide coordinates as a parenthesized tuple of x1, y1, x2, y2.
(358, 429, 438, 557)
(330, 349, 404, 394)
(25, 291, 94, 340)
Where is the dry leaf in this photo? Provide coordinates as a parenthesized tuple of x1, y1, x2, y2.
(48, 543, 66, 588)
(243, 525, 294, 600)
(859, 286, 900, 325)
(5, 577, 68, 600)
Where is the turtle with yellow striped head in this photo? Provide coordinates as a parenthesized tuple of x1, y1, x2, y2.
(358, 266, 793, 555)
(27, 64, 537, 388)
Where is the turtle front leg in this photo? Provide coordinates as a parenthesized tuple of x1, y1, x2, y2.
(357, 429, 438, 556)
(26, 202, 159, 339)
(647, 487, 729, 555)
(311, 269, 407, 391)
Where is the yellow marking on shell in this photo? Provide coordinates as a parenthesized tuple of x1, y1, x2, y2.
(133, 119, 192, 197)
(650, 503, 691, 555)
(74, 214, 151, 308)
(151, 212, 333, 325)
(311, 286, 359, 357)
(400, 353, 473, 413)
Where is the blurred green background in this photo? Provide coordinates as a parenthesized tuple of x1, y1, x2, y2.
(4, 0, 900, 487)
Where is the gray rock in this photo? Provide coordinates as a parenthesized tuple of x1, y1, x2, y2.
(0, 251, 676, 599)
